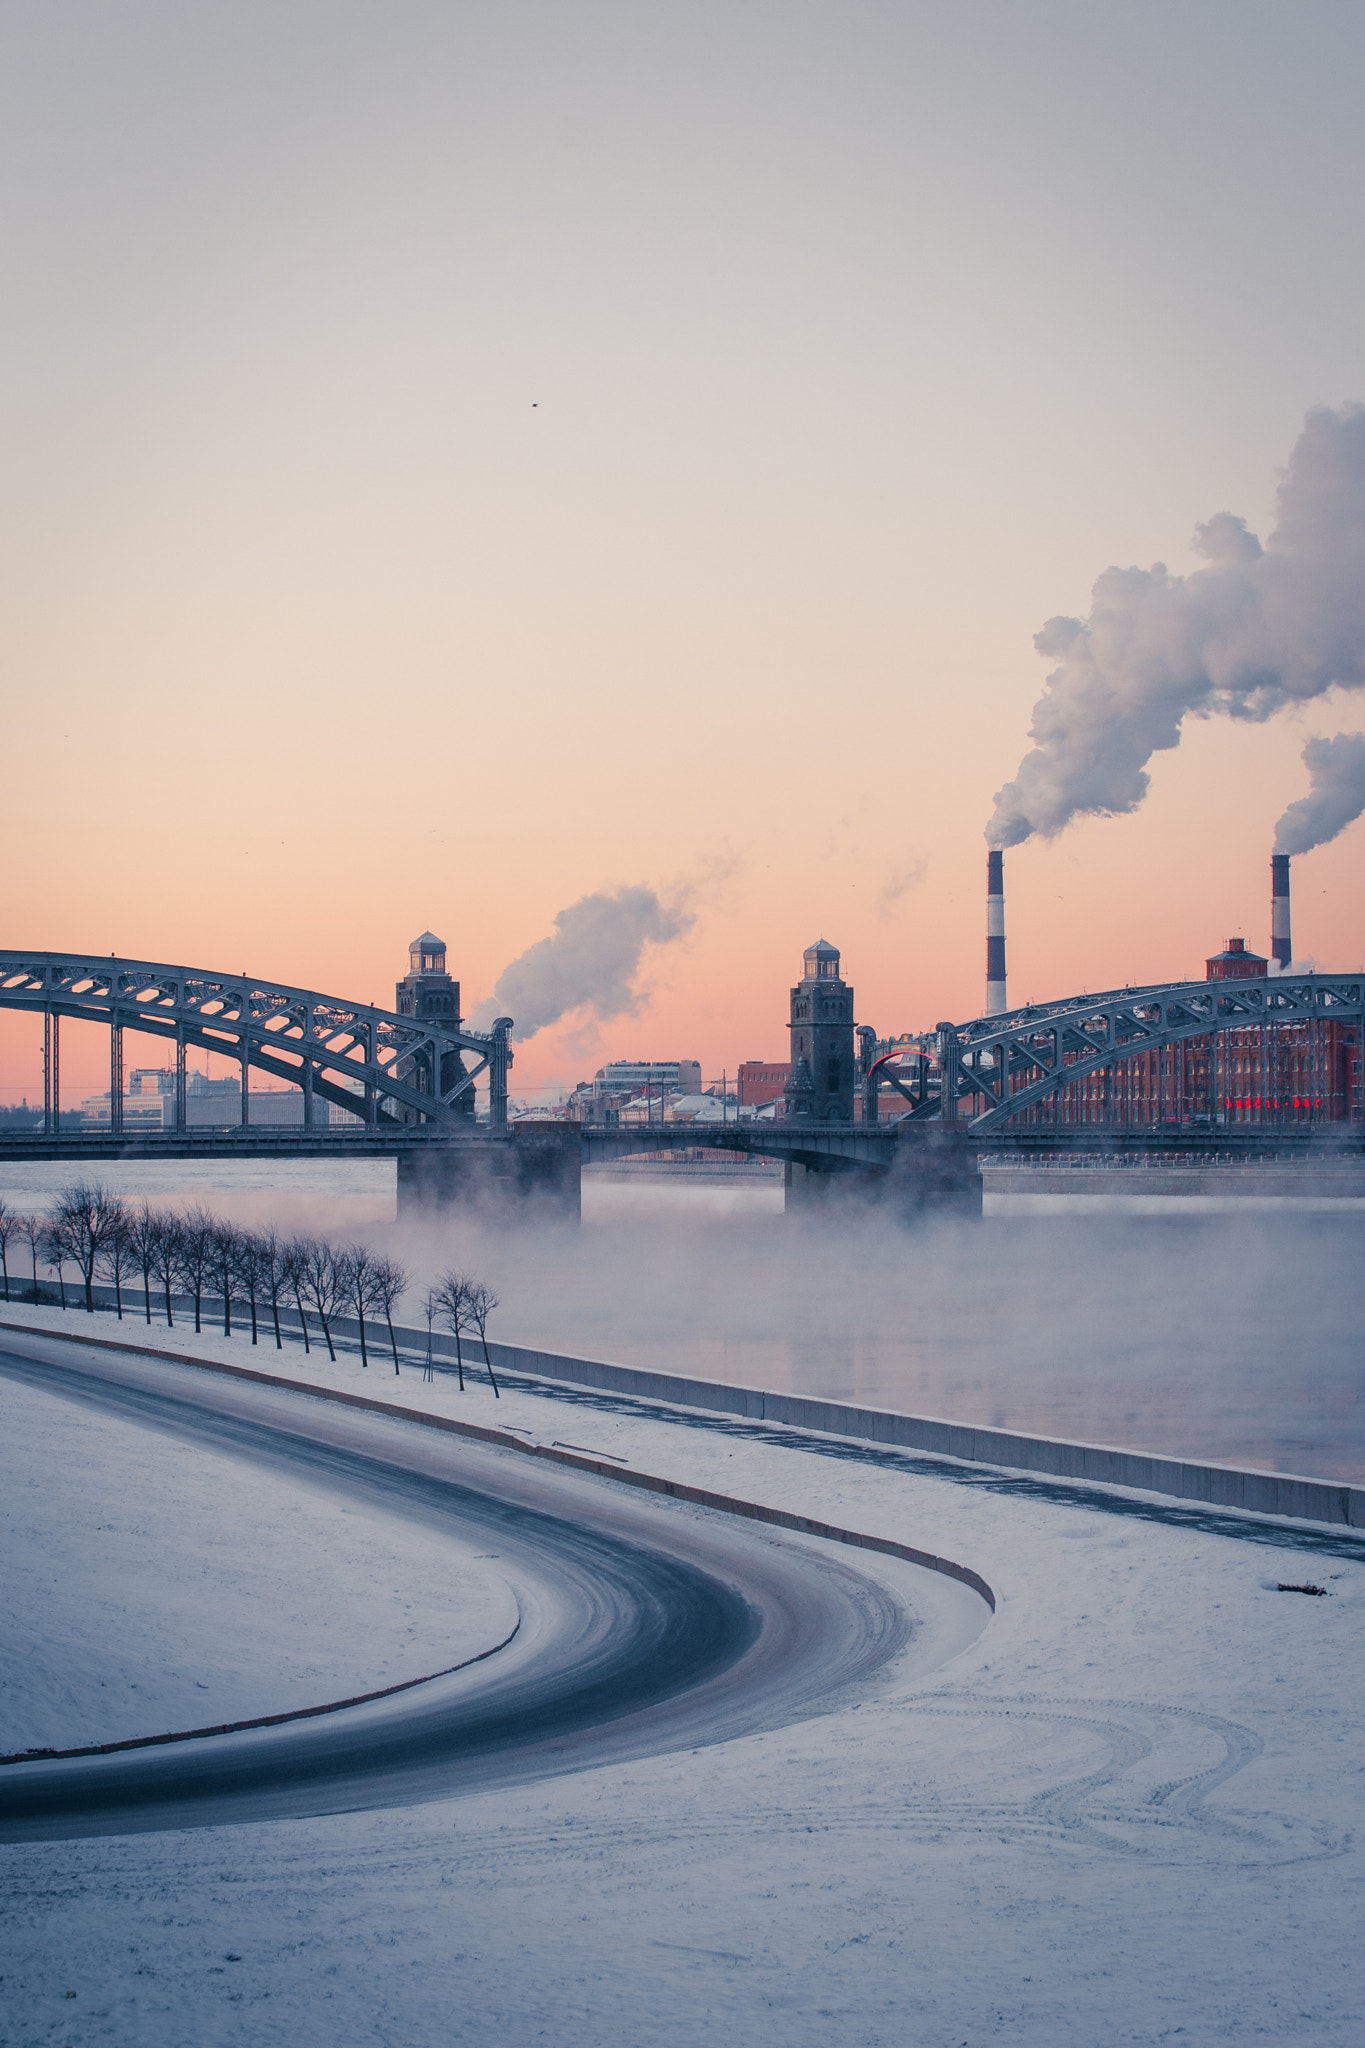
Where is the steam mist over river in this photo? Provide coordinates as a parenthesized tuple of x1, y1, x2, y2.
(3, 1161, 1362, 1485)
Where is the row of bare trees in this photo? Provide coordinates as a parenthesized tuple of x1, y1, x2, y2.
(0, 1186, 500, 1392)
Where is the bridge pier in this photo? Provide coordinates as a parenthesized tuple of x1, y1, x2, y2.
(782, 1135, 982, 1220)
(884, 1130, 983, 1220)
(783, 1160, 883, 1210)
(396, 1122, 581, 1222)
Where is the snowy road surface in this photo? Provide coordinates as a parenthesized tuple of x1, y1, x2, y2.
(0, 1334, 983, 1843)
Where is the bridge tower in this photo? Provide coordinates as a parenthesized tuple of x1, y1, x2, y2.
(785, 939, 855, 1121)
(395, 932, 473, 1118)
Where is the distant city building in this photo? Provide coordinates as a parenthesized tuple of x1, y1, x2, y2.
(737, 1060, 790, 1107)
(77, 1067, 354, 1128)
(559, 1060, 703, 1124)
(1205, 937, 1268, 981)
(592, 1060, 701, 1098)
(786, 940, 854, 1121)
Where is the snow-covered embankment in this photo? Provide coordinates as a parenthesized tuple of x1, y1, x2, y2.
(0, 1373, 517, 1754)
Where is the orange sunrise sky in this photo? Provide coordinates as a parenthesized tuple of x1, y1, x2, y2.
(4, 3, 1365, 1103)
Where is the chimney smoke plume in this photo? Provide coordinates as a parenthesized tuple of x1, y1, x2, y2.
(1273, 730, 1365, 857)
(469, 884, 695, 1043)
(986, 406, 1365, 850)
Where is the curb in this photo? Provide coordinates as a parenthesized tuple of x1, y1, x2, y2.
(0, 1619, 521, 1770)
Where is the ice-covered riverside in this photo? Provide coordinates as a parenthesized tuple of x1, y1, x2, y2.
(2, 1301, 1363, 2045)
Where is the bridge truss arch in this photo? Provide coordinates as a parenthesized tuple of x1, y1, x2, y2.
(0, 952, 513, 1132)
(876, 974, 1365, 1131)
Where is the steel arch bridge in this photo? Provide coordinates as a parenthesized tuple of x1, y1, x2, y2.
(869, 972, 1365, 1131)
(0, 951, 514, 1133)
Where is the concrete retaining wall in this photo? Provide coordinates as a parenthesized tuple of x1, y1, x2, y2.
(39, 1281, 1365, 1530)
(475, 1337, 1365, 1529)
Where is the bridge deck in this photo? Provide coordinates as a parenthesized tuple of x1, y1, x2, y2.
(1, 1121, 1360, 1168)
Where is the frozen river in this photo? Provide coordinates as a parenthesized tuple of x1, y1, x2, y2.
(2, 1158, 1361, 1484)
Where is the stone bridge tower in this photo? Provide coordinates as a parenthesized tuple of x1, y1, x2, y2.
(785, 939, 855, 1121)
(395, 932, 473, 1118)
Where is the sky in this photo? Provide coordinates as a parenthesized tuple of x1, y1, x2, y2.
(4, 1, 1365, 1102)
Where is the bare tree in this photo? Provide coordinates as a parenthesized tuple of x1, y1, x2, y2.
(460, 1280, 502, 1397)
(346, 1242, 377, 1368)
(299, 1238, 350, 1362)
(231, 1232, 262, 1346)
(125, 1202, 162, 1324)
(19, 1213, 44, 1301)
(174, 1207, 216, 1333)
(98, 1210, 134, 1319)
(149, 1213, 180, 1327)
(256, 1227, 287, 1350)
(431, 1271, 468, 1390)
(284, 1237, 313, 1354)
(0, 1200, 16, 1303)
(421, 1286, 439, 1383)
(210, 1217, 239, 1336)
(53, 1182, 127, 1312)
(41, 1214, 71, 1308)
(369, 1256, 409, 1376)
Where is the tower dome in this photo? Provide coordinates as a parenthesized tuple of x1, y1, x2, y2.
(409, 932, 447, 976)
(802, 938, 840, 981)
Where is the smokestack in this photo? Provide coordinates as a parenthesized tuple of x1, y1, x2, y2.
(1271, 852, 1292, 972)
(986, 850, 1007, 1013)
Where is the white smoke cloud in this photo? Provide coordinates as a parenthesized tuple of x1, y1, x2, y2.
(1274, 731, 1365, 856)
(468, 884, 696, 1042)
(876, 858, 928, 918)
(987, 404, 1365, 848)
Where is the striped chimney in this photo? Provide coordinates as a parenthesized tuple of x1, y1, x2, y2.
(1271, 852, 1291, 972)
(986, 849, 1007, 1014)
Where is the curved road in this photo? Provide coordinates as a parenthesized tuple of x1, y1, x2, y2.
(0, 1333, 989, 1844)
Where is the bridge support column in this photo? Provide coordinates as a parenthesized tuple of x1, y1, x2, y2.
(489, 1017, 512, 1129)
(784, 1161, 827, 1209)
(110, 1019, 124, 1136)
(784, 1161, 882, 1211)
(396, 1123, 581, 1222)
(885, 1129, 982, 1220)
